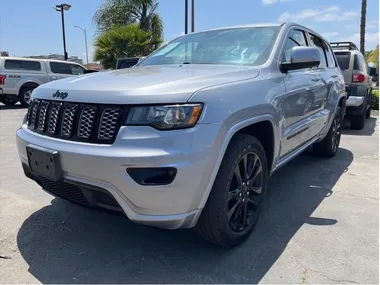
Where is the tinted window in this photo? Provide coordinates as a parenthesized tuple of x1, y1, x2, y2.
(309, 34, 327, 68)
(283, 29, 308, 62)
(334, 52, 351, 70)
(4, 60, 23, 70)
(322, 41, 336, 68)
(140, 26, 280, 66)
(70, 64, 85, 75)
(353, 54, 367, 72)
(4, 60, 42, 71)
(116, 58, 140, 69)
(50, 62, 70, 74)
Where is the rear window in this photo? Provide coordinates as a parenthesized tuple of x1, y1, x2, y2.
(4, 59, 41, 71)
(334, 52, 351, 70)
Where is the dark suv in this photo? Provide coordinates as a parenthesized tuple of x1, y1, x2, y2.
(331, 42, 373, 129)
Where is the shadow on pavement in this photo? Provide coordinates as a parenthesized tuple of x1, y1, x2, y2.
(342, 115, 377, 136)
(0, 103, 25, 110)
(16, 148, 353, 284)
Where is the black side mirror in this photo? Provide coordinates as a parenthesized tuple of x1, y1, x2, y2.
(281, 46, 321, 73)
(369, 67, 377, 77)
(84, 70, 99, 74)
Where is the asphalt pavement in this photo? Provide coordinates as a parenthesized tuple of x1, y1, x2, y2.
(0, 104, 378, 284)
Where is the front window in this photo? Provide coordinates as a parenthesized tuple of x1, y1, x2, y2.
(139, 26, 281, 66)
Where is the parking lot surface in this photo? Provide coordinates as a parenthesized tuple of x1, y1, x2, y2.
(0, 104, 379, 284)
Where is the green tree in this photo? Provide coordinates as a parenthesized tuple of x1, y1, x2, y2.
(93, 24, 153, 69)
(93, 0, 163, 49)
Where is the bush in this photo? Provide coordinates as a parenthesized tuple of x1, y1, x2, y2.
(372, 90, 379, 110)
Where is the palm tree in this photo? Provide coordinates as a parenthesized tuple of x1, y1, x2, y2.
(360, 0, 367, 55)
(93, 24, 153, 69)
(93, 0, 163, 48)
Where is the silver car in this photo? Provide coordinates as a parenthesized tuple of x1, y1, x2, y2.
(16, 22, 346, 247)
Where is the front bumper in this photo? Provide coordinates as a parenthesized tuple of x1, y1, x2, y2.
(16, 122, 224, 229)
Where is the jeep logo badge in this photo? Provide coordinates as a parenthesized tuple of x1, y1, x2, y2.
(52, 90, 68, 100)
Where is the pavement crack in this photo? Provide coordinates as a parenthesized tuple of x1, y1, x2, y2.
(307, 268, 358, 284)
(0, 255, 11, 260)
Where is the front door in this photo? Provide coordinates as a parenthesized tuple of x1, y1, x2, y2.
(279, 29, 329, 157)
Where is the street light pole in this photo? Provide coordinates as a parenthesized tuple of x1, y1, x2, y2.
(185, 0, 188, 34)
(74, 26, 89, 64)
(191, 0, 195, 32)
(54, 3, 71, 61)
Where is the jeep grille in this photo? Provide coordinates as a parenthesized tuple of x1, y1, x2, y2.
(26, 99, 128, 144)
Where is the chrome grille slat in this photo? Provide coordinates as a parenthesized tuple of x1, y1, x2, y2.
(98, 108, 121, 140)
(26, 99, 124, 144)
(48, 103, 62, 134)
(29, 100, 41, 129)
(60, 104, 78, 137)
(37, 101, 50, 131)
(77, 106, 97, 138)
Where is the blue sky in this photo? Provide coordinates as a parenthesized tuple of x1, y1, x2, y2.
(0, 0, 378, 63)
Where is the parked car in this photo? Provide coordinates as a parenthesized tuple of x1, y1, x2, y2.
(115, 57, 145, 69)
(0, 57, 96, 107)
(330, 41, 373, 129)
(16, 22, 346, 247)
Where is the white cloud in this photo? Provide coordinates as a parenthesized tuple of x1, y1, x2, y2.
(367, 20, 379, 30)
(262, 0, 296, 5)
(278, 6, 359, 22)
(322, 32, 339, 39)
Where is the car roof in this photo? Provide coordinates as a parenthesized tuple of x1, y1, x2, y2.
(0, 56, 83, 65)
(174, 22, 329, 44)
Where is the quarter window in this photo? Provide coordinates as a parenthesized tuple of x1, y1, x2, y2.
(283, 30, 308, 62)
(309, 34, 327, 68)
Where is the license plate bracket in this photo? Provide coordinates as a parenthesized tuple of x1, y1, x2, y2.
(26, 145, 63, 182)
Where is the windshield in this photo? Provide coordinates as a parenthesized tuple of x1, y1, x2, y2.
(139, 26, 280, 66)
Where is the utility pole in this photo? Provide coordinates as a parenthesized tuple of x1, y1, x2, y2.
(74, 26, 89, 64)
(185, 0, 188, 34)
(191, 0, 195, 32)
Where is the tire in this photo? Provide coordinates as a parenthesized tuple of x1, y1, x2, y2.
(349, 109, 366, 130)
(313, 106, 342, 158)
(366, 105, 371, 119)
(19, 87, 35, 107)
(194, 134, 268, 247)
(1, 95, 17, 106)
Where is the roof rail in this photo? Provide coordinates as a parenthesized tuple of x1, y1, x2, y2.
(330, 41, 359, 51)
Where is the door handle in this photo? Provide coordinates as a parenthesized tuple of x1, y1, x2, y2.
(311, 77, 320, 82)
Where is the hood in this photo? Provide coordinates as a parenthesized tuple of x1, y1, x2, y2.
(33, 65, 260, 104)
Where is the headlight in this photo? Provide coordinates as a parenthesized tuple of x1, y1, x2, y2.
(125, 103, 203, 130)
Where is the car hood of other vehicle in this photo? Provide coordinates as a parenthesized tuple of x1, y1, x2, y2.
(32, 64, 260, 104)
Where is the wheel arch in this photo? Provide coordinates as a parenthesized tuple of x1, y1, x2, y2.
(197, 115, 279, 210)
(19, 82, 39, 95)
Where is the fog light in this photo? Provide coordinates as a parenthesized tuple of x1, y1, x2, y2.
(127, 167, 177, 186)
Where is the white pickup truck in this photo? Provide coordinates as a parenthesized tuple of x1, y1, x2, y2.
(0, 57, 96, 107)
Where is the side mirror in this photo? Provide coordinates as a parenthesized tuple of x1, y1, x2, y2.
(369, 67, 377, 77)
(84, 69, 99, 74)
(281, 46, 320, 72)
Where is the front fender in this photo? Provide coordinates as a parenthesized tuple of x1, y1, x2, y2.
(196, 114, 279, 210)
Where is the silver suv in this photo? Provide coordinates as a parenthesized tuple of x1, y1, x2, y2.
(331, 42, 373, 129)
(16, 23, 346, 247)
